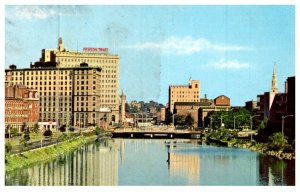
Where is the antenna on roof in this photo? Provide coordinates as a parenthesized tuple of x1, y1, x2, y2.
(57, 6, 60, 40)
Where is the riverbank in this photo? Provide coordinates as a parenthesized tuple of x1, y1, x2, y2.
(5, 134, 100, 173)
(207, 136, 295, 160)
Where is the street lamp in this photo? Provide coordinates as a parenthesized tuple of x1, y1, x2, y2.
(220, 114, 228, 128)
(282, 115, 293, 139)
(250, 115, 260, 142)
(234, 115, 243, 130)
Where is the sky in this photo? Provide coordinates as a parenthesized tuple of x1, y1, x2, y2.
(5, 5, 295, 106)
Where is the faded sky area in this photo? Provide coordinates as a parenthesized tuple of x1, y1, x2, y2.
(5, 5, 295, 106)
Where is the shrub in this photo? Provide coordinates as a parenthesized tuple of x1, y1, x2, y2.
(30, 123, 40, 134)
(59, 125, 66, 132)
(19, 137, 29, 153)
(10, 127, 20, 138)
(23, 128, 30, 141)
(95, 126, 104, 136)
(43, 130, 52, 137)
(268, 132, 290, 151)
(58, 133, 68, 142)
(5, 142, 12, 163)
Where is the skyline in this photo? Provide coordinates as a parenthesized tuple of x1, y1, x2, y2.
(5, 5, 295, 106)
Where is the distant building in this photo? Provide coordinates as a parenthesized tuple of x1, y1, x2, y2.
(149, 107, 157, 114)
(245, 100, 258, 111)
(160, 107, 166, 122)
(174, 95, 231, 128)
(130, 100, 141, 110)
(169, 77, 200, 113)
(5, 85, 40, 132)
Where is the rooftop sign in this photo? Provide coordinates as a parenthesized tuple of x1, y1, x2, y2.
(83, 47, 108, 53)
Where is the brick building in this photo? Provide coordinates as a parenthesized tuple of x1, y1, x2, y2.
(5, 85, 40, 132)
(174, 95, 231, 128)
(251, 64, 295, 140)
(169, 78, 200, 113)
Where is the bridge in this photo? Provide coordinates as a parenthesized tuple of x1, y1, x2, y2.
(110, 127, 204, 139)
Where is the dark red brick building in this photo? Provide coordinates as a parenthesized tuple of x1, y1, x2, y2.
(5, 85, 40, 132)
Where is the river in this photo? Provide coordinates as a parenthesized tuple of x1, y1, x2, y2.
(5, 138, 295, 186)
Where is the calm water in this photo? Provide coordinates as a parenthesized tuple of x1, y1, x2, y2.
(5, 138, 295, 186)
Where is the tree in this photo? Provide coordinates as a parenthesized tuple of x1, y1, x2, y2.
(174, 114, 186, 126)
(95, 126, 103, 136)
(5, 142, 12, 162)
(10, 127, 19, 138)
(59, 124, 66, 132)
(125, 103, 130, 113)
(185, 114, 194, 127)
(23, 128, 30, 141)
(166, 111, 173, 125)
(31, 123, 39, 134)
(19, 137, 29, 153)
(21, 122, 27, 132)
(268, 132, 290, 151)
(43, 129, 52, 137)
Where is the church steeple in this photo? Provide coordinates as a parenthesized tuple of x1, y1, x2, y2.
(271, 63, 278, 93)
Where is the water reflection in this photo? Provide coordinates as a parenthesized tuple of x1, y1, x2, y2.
(6, 138, 118, 186)
(5, 138, 295, 186)
(259, 155, 295, 186)
(167, 152, 200, 185)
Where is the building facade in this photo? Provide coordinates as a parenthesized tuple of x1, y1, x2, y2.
(174, 95, 231, 128)
(39, 37, 120, 123)
(253, 65, 295, 140)
(169, 78, 200, 113)
(5, 85, 40, 132)
(5, 63, 104, 130)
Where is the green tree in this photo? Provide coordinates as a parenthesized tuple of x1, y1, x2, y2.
(268, 132, 290, 151)
(165, 111, 173, 125)
(185, 114, 194, 127)
(31, 123, 39, 134)
(23, 128, 30, 141)
(5, 142, 12, 162)
(175, 114, 186, 126)
(10, 127, 19, 137)
(95, 126, 104, 136)
(19, 137, 29, 153)
(21, 122, 27, 132)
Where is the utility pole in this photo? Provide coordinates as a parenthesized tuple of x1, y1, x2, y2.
(220, 115, 228, 128)
(234, 115, 243, 130)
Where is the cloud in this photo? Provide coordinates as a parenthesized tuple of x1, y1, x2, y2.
(7, 5, 88, 20)
(212, 59, 250, 70)
(122, 36, 249, 55)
